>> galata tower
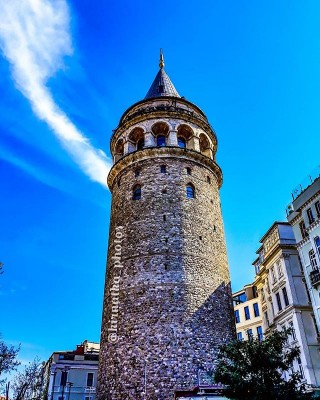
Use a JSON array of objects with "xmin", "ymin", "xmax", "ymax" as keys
[{"xmin": 98, "ymin": 51, "xmax": 235, "ymax": 400}]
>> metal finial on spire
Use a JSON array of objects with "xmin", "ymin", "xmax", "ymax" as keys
[{"xmin": 159, "ymin": 48, "xmax": 165, "ymax": 69}]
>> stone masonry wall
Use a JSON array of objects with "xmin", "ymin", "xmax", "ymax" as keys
[{"xmin": 97, "ymin": 152, "xmax": 235, "ymax": 400}]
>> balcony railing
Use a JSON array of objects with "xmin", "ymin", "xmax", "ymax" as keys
[{"xmin": 310, "ymin": 269, "xmax": 320, "ymax": 286}]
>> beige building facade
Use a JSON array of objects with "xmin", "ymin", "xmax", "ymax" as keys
[
  {"xmin": 253, "ymin": 222, "xmax": 320, "ymax": 390},
  {"xmin": 233, "ymin": 283, "xmax": 263, "ymax": 342}
]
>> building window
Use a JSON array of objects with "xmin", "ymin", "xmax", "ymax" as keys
[
  {"xmin": 233, "ymin": 292, "xmax": 247, "ymax": 305},
  {"xmin": 276, "ymin": 260, "xmax": 283, "ymax": 278},
  {"xmin": 247, "ymin": 329, "xmax": 253, "ymax": 340},
  {"xmin": 309, "ymin": 249, "xmax": 318, "ymax": 270},
  {"xmin": 266, "ymin": 278, "xmax": 270, "ymax": 293},
  {"xmin": 87, "ymin": 372, "xmax": 94, "ymax": 387},
  {"xmin": 157, "ymin": 135, "xmax": 166, "ymax": 147},
  {"xmin": 312, "ymin": 314, "xmax": 320, "ymax": 336},
  {"xmin": 257, "ymin": 326, "xmax": 263, "ymax": 341},
  {"xmin": 178, "ymin": 137, "xmax": 186, "ymax": 148},
  {"xmin": 135, "ymin": 169, "xmax": 140, "ymax": 177},
  {"xmin": 282, "ymin": 287, "xmax": 289, "ymax": 307},
  {"xmin": 160, "ymin": 165, "xmax": 166, "ymax": 173},
  {"xmin": 297, "ymin": 357, "xmax": 304, "ymax": 379},
  {"xmin": 264, "ymin": 311, "xmax": 270, "ymax": 327},
  {"xmin": 237, "ymin": 332, "xmax": 243, "ymax": 341},
  {"xmin": 244, "ymin": 306, "xmax": 250, "ymax": 320},
  {"xmin": 276, "ymin": 292, "xmax": 282, "ymax": 312},
  {"xmin": 299, "ymin": 220, "xmax": 308, "ymax": 239},
  {"xmin": 315, "ymin": 237, "xmax": 320, "ymax": 257},
  {"xmin": 186, "ymin": 184, "xmax": 195, "ymax": 199},
  {"xmin": 132, "ymin": 185, "xmax": 141, "ymax": 200},
  {"xmin": 186, "ymin": 167, "xmax": 191, "ymax": 175},
  {"xmin": 289, "ymin": 321, "xmax": 296, "ymax": 341},
  {"xmin": 137, "ymin": 138, "xmax": 144, "ymax": 150},
  {"xmin": 207, "ymin": 176, "xmax": 211, "ymax": 184},
  {"xmin": 315, "ymin": 201, "xmax": 320, "ymax": 217},
  {"xmin": 307, "ymin": 208, "xmax": 314, "ymax": 224},
  {"xmin": 234, "ymin": 310, "xmax": 240, "ymax": 323},
  {"xmin": 60, "ymin": 371, "xmax": 68, "ymax": 386},
  {"xmin": 252, "ymin": 286, "xmax": 258, "ymax": 298},
  {"xmin": 253, "ymin": 303, "xmax": 260, "ymax": 317}
]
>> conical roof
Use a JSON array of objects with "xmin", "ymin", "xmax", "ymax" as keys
[{"xmin": 144, "ymin": 50, "xmax": 180, "ymax": 99}]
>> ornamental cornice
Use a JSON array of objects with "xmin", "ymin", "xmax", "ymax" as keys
[
  {"xmin": 300, "ymin": 191, "xmax": 320, "ymax": 211},
  {"xmin": 306, "ymin": 217, "xmax": 320, "ymax": 233},
  {"xmin": 107, "ymin": 147, "xmax": 223, "ymax": 191},
  {"xmin": 289, "ymin": 213, "xmax": 302, "ymax": 226},
  {"xmin": 297, "ymin": 236, "xmax": 311, "ymax": 249}
]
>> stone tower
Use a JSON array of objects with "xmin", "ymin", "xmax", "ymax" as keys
[{"xmin": 98, "ymin": 52, "xmax": 235, "ymax": 400}]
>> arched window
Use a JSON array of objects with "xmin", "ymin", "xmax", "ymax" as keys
[
  {"xmin": 186, "ymin": 184, "xmax": 195, "ymax": 199},
  {"xmin": 132, "ymin": 185, "xmax": 141, "ymax": 200},
  {"xmin": 157, "ymin": 135, "xmax": 166, "ymax": 147},
  {"xmin": 137, "ymin": 138, "xmax": 144, "ymax": 150},
  {"xmin": 178, "ymin": 137, "xmax": 186, "ymax": 148}
]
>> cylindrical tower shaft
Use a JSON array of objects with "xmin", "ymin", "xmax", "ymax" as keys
[{"xmin": 98, "ymin": 58, "xmax": 235, "ymax": 400}]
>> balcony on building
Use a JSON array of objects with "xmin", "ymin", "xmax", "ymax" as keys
[{"xmin": 310, "ymin": 269, "xmax": 320, "ymax": 287}]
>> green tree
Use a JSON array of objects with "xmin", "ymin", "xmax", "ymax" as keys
[
  {"xmin": 214, "ymin": 329, "xmax": 313, "ymax": 400},
  {"xmin": 0, "ymin": 339, "xmax": 20, "ymax": 388},
  {"xmin": 0, "ymin": 263, "xmax": 21, "ymax": 390},
  {"xmin": 11, "ymin": 358, "xmax": 44, "ymax": 400}
]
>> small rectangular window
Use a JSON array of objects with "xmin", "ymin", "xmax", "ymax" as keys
[
  {"xmin": 297, "ymin": 357, "xmax": 304, "ymax": 379},
  {"xmin": 257, "ymin": 326, "xmax": 263, "ymax": 341},
  {"xmin": 276, "ymin": 292, "xmax": 282, "ymax": 312},
  {"xmin": 234, "ymin": 310, "xmax": 240, "ymax": 323},
  {"xmin": 60, "ymin": 371, "xmax": 68, "ymax": 386},
  {"xmin": 247, "ymin": 329, "xmax": 253, "ymax": 339},
  {"xmin": 299, "ymin": 220, "xmax": 308, "ymax": 239},
  {"xmin": 282, "ymin": 287, "xmax": 289, "ymax": 307},
  {"xmin": 315, "ymin": 201, "xmax": 320, "ymax": 217},
  {"xmin": 264, "ymin": 311, "xmax": 270, "ymax": 327},
  {"xmin": 160, "ymin": 165, "xmax": 166, "ymax": 173},
  {"xmin": 289, "ymin": 321, "xmax": 296, "ymax": 341},
  {"xmin": 186, "ymin": 167, "xmax": 191, "ymax": 175},
  {"xmin": 253, "ymin": 303, "xmax": 260, "ymax": 317},
  {"xmin": 276, "ymin": 260, "xmax": 283, "ymax": 277},
  {"xmin": 244, "ymin": 306, "xmax": 250, "ymax": 320},
  {"xmin": 307, "ymin": 208, "xmax": 314, "ymax": 224},
  {"xmin": 86, "ymin": 373, "xmax": 94, "ymax": 387},
  {"xmin": 315, "ymin": 237, "xmax": 320, "ymax": 257},
  {"xmin": 237, "ymin": 332, "xmax": 243, "ymax": 341}
]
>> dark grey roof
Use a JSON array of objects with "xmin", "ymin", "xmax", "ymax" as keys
[{"xmin": 144, "ymin": 68, "xmax": 180, "ymax": 99}]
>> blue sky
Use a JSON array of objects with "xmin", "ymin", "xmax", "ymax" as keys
[{"xmin": 1, "ymin": 0, "xmax": 320, "ymax": 365}]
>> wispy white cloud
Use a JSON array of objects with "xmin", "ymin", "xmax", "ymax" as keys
[{"xmin": 0, "ymin": 0, "xmax": 111, "ymax": 187}]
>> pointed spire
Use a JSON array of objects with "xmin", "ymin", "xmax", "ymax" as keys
[
  {"xmin": 144, "ymin": 50, "xmax": 180, "ymax": 99},
  {"xmin": 159, "ymin": 48, "xmax": 165, "ymax": 69}
]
